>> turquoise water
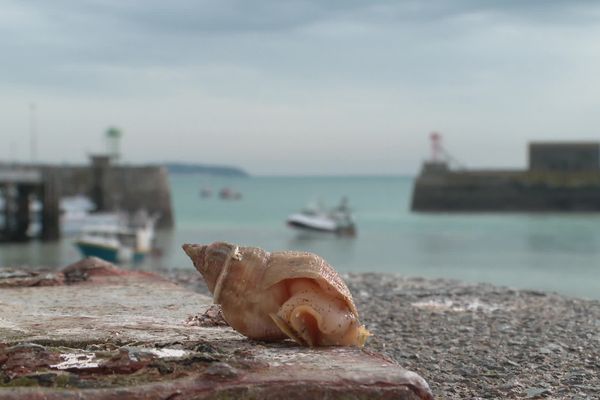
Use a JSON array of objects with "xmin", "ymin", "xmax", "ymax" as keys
[{"xmin": 1, "ymin": 174, "xmax": 600, "ymax": 299}]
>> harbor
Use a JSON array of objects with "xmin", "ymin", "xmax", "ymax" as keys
[
  {"xmin": 3, "ymin": 2, "xmax": 600, "ymax": 398},
  {"xmin": 1, "ymin": 173, "xmax": 599, "ymax": 300}
]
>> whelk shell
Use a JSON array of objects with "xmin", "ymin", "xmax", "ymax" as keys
[{"xmin": 183, "ymin": 242, "xmax": 370, "ymax": 347}]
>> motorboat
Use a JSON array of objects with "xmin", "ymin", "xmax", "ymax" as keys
[
  {"xmin": 61, "ymin": 195, "xmax": 124, "ymax": 235},
  {"xmin": 286, "ymin": 198, "xmax": 356, "ymax": 236},
  {"xmin": 24, "ymin": 195, "xmax": 124, "ymax": 237},
  {"xmin": 74, "ymin": 210, "xmax": 158, "ymax": 263}
]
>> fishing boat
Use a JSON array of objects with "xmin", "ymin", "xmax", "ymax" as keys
[
  {"xmin": 286, "ymin": 197, "xmax": 356, "ymax": 236},
  {"xmin": 74, "ymin": 211, "xmax": 157, "ymax": 263},
  {"xmin": 60, "ymin": 195, "xmax": 123, "ymax": 235},
  {"xmin": 24, "ymin": 195, "xmax": 123, "ymax": 237}
]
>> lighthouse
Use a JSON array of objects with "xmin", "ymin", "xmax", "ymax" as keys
[{"xmin": 106, "ymin": 126, "xmax": 122, "ymax": 163}]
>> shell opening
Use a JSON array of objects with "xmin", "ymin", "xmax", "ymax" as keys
[
  {"xmin": 275, "ymin": 278, "xmax": 368, "ymax": 347},
  {"xmin": 289, "ymin": 305, "xmax": 322, "ymax": 347},
  {"xmin": 269, "ymin": 313, "xmax": 305, "ymax": 345}
]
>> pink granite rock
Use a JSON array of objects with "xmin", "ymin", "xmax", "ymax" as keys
[{"xmin": 0, "ymin": 262, "xmax": 433, "ymax": 399}]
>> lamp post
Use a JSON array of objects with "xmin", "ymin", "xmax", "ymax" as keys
[{"xmin": 29, "ymin": 103, "xmax": 37, "ymax": 164}]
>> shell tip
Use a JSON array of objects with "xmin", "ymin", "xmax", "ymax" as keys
[
  {"xmin": 182, "ymin": 243, "xmax": 200, "ymax": 258},
  {"xmin": 182, "ymin": 244, "xmax": 208, "ymax": 270}
]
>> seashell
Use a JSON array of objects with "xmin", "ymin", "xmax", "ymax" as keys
[{"xmin": 182, "ymin": 242, "xmax": 370, "ymax": 347}]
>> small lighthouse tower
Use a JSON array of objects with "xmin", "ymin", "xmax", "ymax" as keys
[
  {"xmin": 430, "ymin": 131, "xmax": 442, "ymax": 163},
  {"xmin": 418, "ymin": 131, "xmax": 450, "ymax": 175},
  {"xmin": 105, "ymin": 126, "xmax": 122, "ymax": 163}
]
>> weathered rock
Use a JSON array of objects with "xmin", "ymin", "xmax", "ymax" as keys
[
  {"xmin": 185, "ymin": 304, "xmax": 229, "ymax": 327},
  {"xmin": 0, "ymin": 268, "xmax": 64, "ymax": 288},
  {"xmin": 1, "ymin": 344, "xmax": 61, "ymax": 379},
  {"xmin": 0, "ymin": 257, "xmax": 118, "ymax": 288},
  {"xmin": 0, "ymin": 261, "xmax": 433, "ymax": 399},
  {"xmin": 61, "ymin": 256, "xmax": 121, "ymax": 283}
]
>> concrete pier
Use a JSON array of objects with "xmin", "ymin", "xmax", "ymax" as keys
[
  {"xmin": 0, "ymin": 157, "xmax": 174, "ymax": 242},
  {"xmin": 0, "ymin": 167, "xmax": 59, "ymax": 242},
  {"xmin": 43, "ymin": 158, "xmax": 174, "ymax": 229},
  {"xmin": 412, "ymin": 142, "xmax": 600, "ymax": 212}
]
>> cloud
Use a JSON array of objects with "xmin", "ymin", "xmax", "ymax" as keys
[
  {"xmin": 2, "ymin": 0, "xmax": 600, "ymax": 173},
  {"xmin": 6, "ymin": 1, "xmax": 600, "ymax": 55},
  {"xmin": 4, "ymin": 0, "xmax": 600, "ymax": 95},
  {"xmin": 18, "ymin": 1, "xmax": 600, "ymax": 34}
]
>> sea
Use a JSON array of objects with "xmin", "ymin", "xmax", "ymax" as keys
[{"xmin": 1, "ymin": 174, "xmax": 599, "ymax": 300}]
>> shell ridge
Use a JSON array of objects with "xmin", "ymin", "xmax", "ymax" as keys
[
  {"xmin": 212, "ymin": 245, "xmax": 238, "ymax": 304},
  {"xmin": 261, "ymin": 251, "xmax": 358, "ymax": 316}
]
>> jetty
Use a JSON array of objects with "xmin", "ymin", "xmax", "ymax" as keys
[
  {"xmin": 0, "ymin": 156, "xmax": 173, "ymax": 242},
  {"xmin": 411, "ymin": 137, "xmax": 600, "ymax": 212},
  {"xmin": 0, "ymin": 166, "xmax": 60, "ymax": 241}
]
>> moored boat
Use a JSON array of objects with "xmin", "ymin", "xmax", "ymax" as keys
[
  {"xmin": 74, "ymin": 211, "xmax": 157, "ymax": 263},
  {"xmin": 286, "ymin": 198, "xmax": 356, "ymax": 236},
  {"xmin": 219, "ymin": 187, "xmax": 242, "ymax": 200},
  {"xmin": 23, "ymin": 195, "xmax": 124, "ymax": 237}
]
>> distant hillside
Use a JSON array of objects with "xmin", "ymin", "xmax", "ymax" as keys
[{"xmin": 165, "ymin": 162, "xmax": 249, "ymax": 177}]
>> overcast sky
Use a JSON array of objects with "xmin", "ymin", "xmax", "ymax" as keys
[{"xmin": 2, "ymin": 0, "xmax": 600, "ymax": 175}]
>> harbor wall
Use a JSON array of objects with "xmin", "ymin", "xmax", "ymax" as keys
[
  {"xmin": 42, "ymin": 163, "xmax": 174, "ymax": 228},
  {"xmin": 411, "ymin": 164, "xmax": 600, "ymax": 212}
]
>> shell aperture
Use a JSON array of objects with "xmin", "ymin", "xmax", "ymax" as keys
[{"xmin": 182, "ymin": 242, "xmax": 370, "ymax": 347}]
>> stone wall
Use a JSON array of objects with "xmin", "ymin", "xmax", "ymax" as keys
[
  {"xmin": 105, "ymin": 165, "xmax": 174, "ymax": 228},
  {"xmin": 411, "ymin": 168, "xmax": 600, "ymax": 212},
  {"xmin": 42, "ymin": 163, "xmax": 174, "ymax": 228},
  {"xmin": 529, "ymin": 142, "xmax": 600, "ymax": 172}
]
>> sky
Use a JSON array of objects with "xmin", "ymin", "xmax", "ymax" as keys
[{"xmin": 1, "ymin": 0, "xmax": 600, "ymax": 175}]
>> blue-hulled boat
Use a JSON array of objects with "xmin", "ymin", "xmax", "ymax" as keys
[{"xmin": 74, "ymin": 212, "xmax": 157, "ymax": 263}]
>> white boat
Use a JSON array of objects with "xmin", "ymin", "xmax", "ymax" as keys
[
  {"xmin": 286, "ymin": 198, "xmax": 356, "ymax": 236},
  {"xmin": 74, "ymin": 211, "xmax": 158, "ymax": 263},
  {"xmin": 61, "ymin": 195, "xmax": 123, "ymax": 235},
  {"xmin": 24, "ymin": 195, "xmax": 124, "ymax": 237}
]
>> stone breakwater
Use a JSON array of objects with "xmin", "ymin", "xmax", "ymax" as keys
[{"xmin": 167, "ymin": 270, "xmax": 600, "ymax": 399}]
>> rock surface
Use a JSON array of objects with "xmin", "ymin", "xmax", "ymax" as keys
[
  {"xmin": 348, "ymin": 274, "xmax": 600, "ymax": 400},
  {"xmin": 167, "ymin": 269, "xmax": 600, "ymax": 400},
  {"xmin": 0, "ymin": 259, "xmax": 433, "ymax": 400}
]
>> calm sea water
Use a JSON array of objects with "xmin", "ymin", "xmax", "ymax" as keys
[{"xmin": 1, "ymin": 174, "xmax": 599, "ymax": 300}]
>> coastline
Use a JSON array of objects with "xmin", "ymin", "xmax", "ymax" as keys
[{"xmin": 165, "ymin": 269, "xmax": 600, "ymax": 399}]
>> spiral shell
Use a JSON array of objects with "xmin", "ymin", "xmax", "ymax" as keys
[{"xmin": 183, "ymin": 242, "xmax": 370, "ymax": 347}]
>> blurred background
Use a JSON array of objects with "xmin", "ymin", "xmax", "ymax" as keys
[{"xmin": 1, "ymin": 1, "xmax": 600, "ymax": 299}]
